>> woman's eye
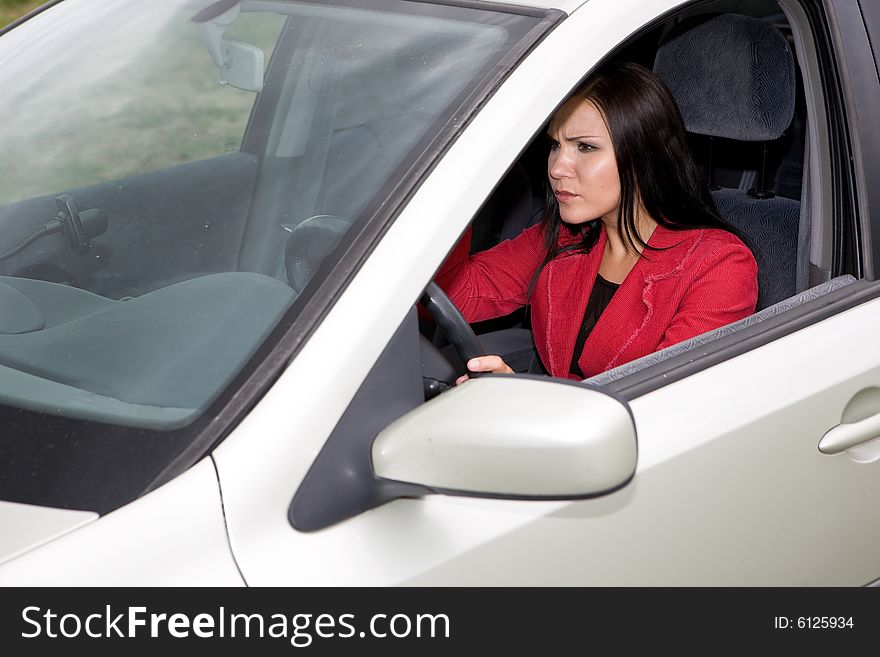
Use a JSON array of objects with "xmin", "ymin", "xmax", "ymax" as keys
[
  {"xmin": 547, "ymin": 140, "xmax": 559, "ymax": 151},
  {"xmin": 577, "ymin": 142, "xmax": 597, "ymax": 152}
]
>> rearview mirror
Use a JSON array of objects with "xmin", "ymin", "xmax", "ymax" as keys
[
  {"xmin": 372, "ymin": 376, "xmax": 637, "ymax": 498},
  {"xmin": 196, "ymin": 3, "xmax": 264, "ymax": 93},
  {"xmin": 215, "ymin": 39, "xmax": 263, "ymax": 92}
]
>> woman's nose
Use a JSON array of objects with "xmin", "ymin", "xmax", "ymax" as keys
[{"xmin": 548, "ymin": 151, "xmax": 573, "ymax": 180}]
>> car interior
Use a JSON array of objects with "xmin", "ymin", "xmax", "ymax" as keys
[
  {"xmin": 422, "ymin": 0, "xmax": 859, "ymax": 391},
  {"xmin": 0, "ymin": 2, "xmax": 527, "ymax": 430}
]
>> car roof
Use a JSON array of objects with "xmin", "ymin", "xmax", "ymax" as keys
[{"xmin": 491, "ymin": 0, "xmax": 586, "ymax": 14}]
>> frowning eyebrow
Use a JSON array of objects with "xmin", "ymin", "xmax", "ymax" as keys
[{"xmin": 546, "ymin": 132, "xmax": 603, "ymax": 141}]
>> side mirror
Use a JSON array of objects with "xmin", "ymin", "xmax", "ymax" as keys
[
  {"xmin": 195, "ymin": 3, "xmax": 264, "ymax": 93},
  {"xmin": 372, "ymin": 376, "xmax": 637, "ymax": 498}
]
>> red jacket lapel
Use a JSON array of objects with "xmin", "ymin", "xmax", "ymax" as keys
[{"xmin": 539, "ymin": 228, "xmax": 605, "ymax": 376}]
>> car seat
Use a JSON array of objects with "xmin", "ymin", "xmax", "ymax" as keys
[
  {"xmin": 653, "ymin": 12, "xmax": 802, "ymax": 310},
  {"xmin": 469, "ymin": 162, "xmax": 544, "ymax": 254}
]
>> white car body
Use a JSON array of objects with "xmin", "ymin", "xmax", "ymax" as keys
[{"xmin": 1, "ymin": 0, "xmax": 878, "ymax": 586}]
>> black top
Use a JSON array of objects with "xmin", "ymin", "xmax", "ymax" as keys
[{"xmin": 569, "ymin": 274, "xmax": 620, "ymax": 378}]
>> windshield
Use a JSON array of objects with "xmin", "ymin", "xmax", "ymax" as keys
[{"xmin": 0, "ymin": 0, "xmax": 548, "ymax": 512}]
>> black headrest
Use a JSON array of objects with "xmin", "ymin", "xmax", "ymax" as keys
[{"xmin": 654, "ymin": 13, "xmax": 795, "ymax": 141}]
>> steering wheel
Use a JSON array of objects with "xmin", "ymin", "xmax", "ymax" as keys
[
  {"xmin": 420, "ymin": 281, "xmax": 485, "ymax": 377},
  {"xmin": 284, "ymin": 218, "xmax": 484, "ymax": 394},
  {"xmin": 285, "ymin": 217, "xmax": 484, "ymax": 362},
  {"xmin": 284, "ymin": 214, "xmax": 350, "ymax": 294}
]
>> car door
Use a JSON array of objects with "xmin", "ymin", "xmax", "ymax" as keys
[{"xmin": 214, "ymin": 0, "xmax": 880, "ymax": 587}]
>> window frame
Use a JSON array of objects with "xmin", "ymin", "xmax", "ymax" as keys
[{"xmin": 823, "ymin": 0, "xmax": 880, "ymax": 279}]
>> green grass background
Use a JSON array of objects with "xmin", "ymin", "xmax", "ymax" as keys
[
  {"xmin": 0, "ymin": 3, "xmax": 284, "ymax": 205},
  {"xmin": 0, "ymin": 0, "xmax": 43, "ymax": 29}
]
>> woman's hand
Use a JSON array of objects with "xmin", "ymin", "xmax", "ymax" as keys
[{"xmin": 455, "ymin": 355, "xmax": 514, "ymax": 385}]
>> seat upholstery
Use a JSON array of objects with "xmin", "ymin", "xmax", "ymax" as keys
[
  {"xmin": 654, "ymin": 14, "xmax": 795, "ymax": 141},
  {"xmin": 470, "ymin": 163, "xmax": 543, "ymax": 254},
  {"xmin": 712, "ymin": 189, "xmax": 799, "ymax": 310},
  {"xmin": 654, "ymin": 13, "xmax": 801, "ymax": 309}
]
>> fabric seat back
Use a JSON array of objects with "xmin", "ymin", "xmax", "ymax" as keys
[{"xmin": 654, "ymin": 13, "xmax": 801, "ymax": 309}]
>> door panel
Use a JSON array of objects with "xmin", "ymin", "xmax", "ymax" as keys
[
  {"xmin": 222, "ymin": 296, "xmax": 880, "ymax": 586},
  {"xmin": 393, "ymin": 297, "xmax": 880, "ymax": 585}
]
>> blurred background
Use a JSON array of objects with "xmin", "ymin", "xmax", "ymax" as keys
[{"xmin": 1, "ymin": 0, "xmax": 42, "ymax": 29}]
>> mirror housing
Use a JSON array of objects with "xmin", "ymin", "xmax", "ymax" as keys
[
  {"xmin": 372, "ymin": 376, "xmax": 637, "ymax": 498},
  {"xmin": 196, "ymin": 4, "xmax": 264, "ymax": 93},
  {"xmin": 216, "ymin": 39, "xmax": 264, "ymax": 92}
]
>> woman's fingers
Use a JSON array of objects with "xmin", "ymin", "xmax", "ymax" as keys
[
  {"xmin": 455, "ymin": 355, "xmax": 514, "ymax": 386},
  {"xmin": 467, "ymin": 355, "xmax": 514, "ymax": 374}
]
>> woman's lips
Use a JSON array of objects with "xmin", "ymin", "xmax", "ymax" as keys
[{"xmin": 555, "ymin": 190, "xmax": 577, "ymax": 203}]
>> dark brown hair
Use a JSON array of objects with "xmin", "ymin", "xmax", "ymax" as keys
[{"xmin": 531, "ymin": 61, "xmax": 743, "ymax": 290}]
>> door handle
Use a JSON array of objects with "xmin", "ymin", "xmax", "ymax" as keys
[{"xmin": 818, "ymin": 412, "xmax": 880, "ymax": 455}]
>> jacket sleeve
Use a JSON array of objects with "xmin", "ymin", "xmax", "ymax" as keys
[
  {"xmin": 656, "ymin": 240, "xmax": 758, "ymax": 350},
  {"xmin": 434, "ymin": 223, "xmax": 547, "ymax": 323}
]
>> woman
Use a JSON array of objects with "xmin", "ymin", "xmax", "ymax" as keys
[{"xmin": 436, "ymin": 61, "xmax": 758, "ymax": 382}]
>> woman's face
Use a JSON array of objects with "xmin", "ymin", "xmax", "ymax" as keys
[{"xmin": 547, "ymin": 97, "xmax": 620, "ymax": 225}]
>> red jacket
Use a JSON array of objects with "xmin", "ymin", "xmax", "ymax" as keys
[{"xmin": 436, "ymin": 222, "xmax": 758, "ymax": 379}]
